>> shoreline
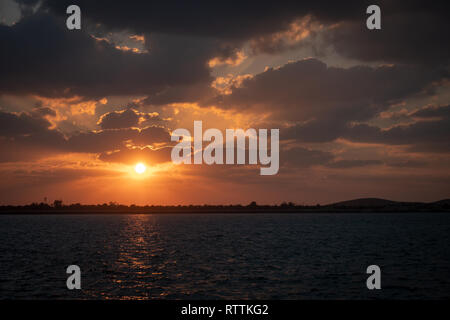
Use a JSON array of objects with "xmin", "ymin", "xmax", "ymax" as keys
[{"xmin": 1, "ymin": 209, "xmax": 449, "ymax": 215}]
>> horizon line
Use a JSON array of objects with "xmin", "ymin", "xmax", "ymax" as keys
[{"xmin": 1, "ymin": 197, "xmax": 449, "ymax": 208}]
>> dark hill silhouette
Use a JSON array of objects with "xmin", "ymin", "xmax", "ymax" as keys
[
  {"xmin": 324, "ymin": 197, "xmax": 450, "ymax": 212},
  {"xmin": 431, "ymin": 199, "xmax": 450, "ymax": 205},
  {"xmin": 327, "ymin": 198, "xmax": 400, "ymax": 207}
]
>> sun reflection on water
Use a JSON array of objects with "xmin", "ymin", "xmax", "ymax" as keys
[{"xmin": 109, "ymin": 214, "xmax": 170, "ymax": 299}]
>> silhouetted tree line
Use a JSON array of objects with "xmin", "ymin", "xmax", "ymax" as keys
[{"xmin": 0, "ymin": 199, "xmax": 449, "ymax": 214}]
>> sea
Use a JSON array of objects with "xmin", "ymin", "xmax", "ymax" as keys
[{"xmin": 0, "ymin": 212, "xmax": 449, "ymax": 299}]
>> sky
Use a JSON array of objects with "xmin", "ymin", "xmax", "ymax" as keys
[{"xmin": 0, "ymin": 0, "xmax": 449, "ymax": 205}]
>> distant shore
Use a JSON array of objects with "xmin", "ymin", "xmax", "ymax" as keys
[{"xmin": 1, "ymin": 198, "xmax": 449, "ymax": 214}]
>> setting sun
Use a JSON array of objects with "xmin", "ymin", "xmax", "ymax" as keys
[{"xmin": 134, "ymin": 163, "xmax": 146, "ymax": 174}]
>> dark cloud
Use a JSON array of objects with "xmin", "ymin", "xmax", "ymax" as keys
[
  {"xmin": 98, "ymin": 109, "xmax": 140, "ymax": 130},
  {"xmin": 37, "ymin": 0, "xmax": 449, "ymax": 69},
  {"xmin": 2, "ymin": 1, "xmax": 448, "ymax": 103},
  {"xmin": 0, "ymin": 109, "xmax": 172, "ymax": 162},
  {"xmin": 39, "ymin": 1, "xmax": 448, "ymax": 43},
  {"xmin": 217, "ymin": 58, "xmax": 448, "ymax": 152},
  {"xmin": 0, "ymin": 110, "xmax": 55, "ymax": 137},
  {"xmin": 40, "ymin": 0, "xmax": 364, "ymax": 40},
  {"xmin": 2, "ymin": 1, "xmax": 448, "ymax": 104},
  {"xmin": 0, "ymin": 109, "xmax": 66, "ymax": 162},
  {"xmin": 231, "ymin": 1, "xmax": 449, "ymax": 66},
  {"xmin": 217, "ymin": 59, "xmax": 443, "ymax": 143},
  {"xmin": 222, "ymin": 59, "xmax": 441, "ymax": 118},
  {"xmin": 98, "ymin": 108, "xmax": 161, "ymax": 129},
  {"xmin": 0, "ymin": 12, "xmax": 217, "ymax": 98},
  {"xmin": 67, "ymin": 126, "xmax": 171, "ymax": 153},
  {"xmin": 343, "ymin": 105, "xmax": 450, "ymax": 152},
  {"xmin": 325, "ymin": 7, "xmax": 450, "ymax": 66}
]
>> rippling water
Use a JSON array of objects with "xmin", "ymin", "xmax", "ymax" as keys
[{"xmin": 0, "ymin": 213, "xmax": 449, "ymax": 299}]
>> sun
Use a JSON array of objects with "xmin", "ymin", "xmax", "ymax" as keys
[{"xmin": 134, "ymin": 163, "xmax": 146, "ymax": 174}]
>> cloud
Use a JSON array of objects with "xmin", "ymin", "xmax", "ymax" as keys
[
  {"xmin": 0, "ymin": 108, "xmax": 172, "ymax": 162},
  {"xmin": 97, "ymin": 108, "xmax": 160, "ymax": 129},
  {"xmin": 343, "ymin": 105, "xmax": 450, "ymax": 152},
  {"xmin": 40, "ymin": 0, "xmax": 341, "ymax": 40},
  {"xmin": 0, "ymin": 12, "xmax": 217, "ymax": 98},
  {"xmin": 221, "ymin": 59, "xmax": 441, "ymax": 117},
  {"xmin": 3, "ymin": 2, "xmax": 448, "ymax": 108},
  {"xmin": 325, "ymin": 7, "xmax": 450, "ymax": 66},
  {"xmin": 67, "ymin": 126, "xmax": 171, "ymax": 153},
  {"xmin": 0, "ymin": 109, "xmax": 55, "ymax": 137},
  {"xmin": 0, "ymin": 109, "xmax": 66, "ymax": 162},
  {"xmin": 98, "ymin": 146, "xmax": 172, "ymax": 165},
  {"xmin": 215, "ymin": 59, "xmax": 444, "ymax": 145},
  {"xmin": 37, "ymin": 0, "xmax": 450, "ymax": 68}
]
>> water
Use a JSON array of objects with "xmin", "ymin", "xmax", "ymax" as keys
[{"xmin": 0, "ymin": 213, "xmax": 449, "ymax": 299}]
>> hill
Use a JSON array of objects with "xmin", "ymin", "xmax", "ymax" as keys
[
  {"xmin": 431, "ymin": 199, "xmax": 450, "ymax": 206},
  {"xmin": 327, "ymin": 198, "xmax": 401, "ymax": 207}
]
